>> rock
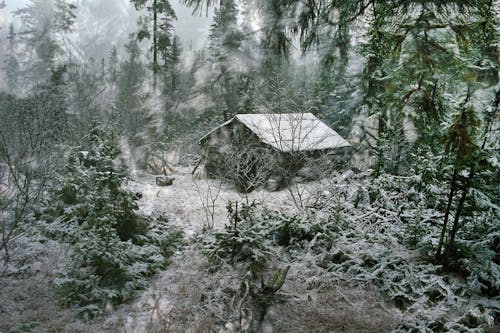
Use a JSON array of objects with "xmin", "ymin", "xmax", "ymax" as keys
[{"xmin": 156, "ymin": 176, "xmax": 174, "ymax": 186}]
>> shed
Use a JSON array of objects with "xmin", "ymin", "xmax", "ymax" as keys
[{"xmin": 195, "ymin": 113, "xmax": 350, "ymax": 191}]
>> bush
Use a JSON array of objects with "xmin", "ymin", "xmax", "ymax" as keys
[
  {"xmin": 202, "ymin": 202, "xmax": 274, "ymax": 265},
  {"xmin": 263, "ymin": 210, "xmax": 342, "ymax": 252},
  {"xmin": 54, "ymin": 215, "xmax": 182, "ymax": 319},
  {"xmin": 45, "ymin": 127, "xmax": 183, "ymax": 318}
]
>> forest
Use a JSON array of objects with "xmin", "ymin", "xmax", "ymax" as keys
[{"xmin": 0, "ymin": 0, "xmax": 498, "ymax": 332}]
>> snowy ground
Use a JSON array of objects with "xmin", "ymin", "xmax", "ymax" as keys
[
  {"xmin": 110, "ymin": 168, "xmax": 401, "ymax": 332},
  {"xmin": 129, "ymin": 166, "xmax": 307, "ymax": 235},
  {"xmin": 1, "ymin": 166, "xmax": 319, "ymax": 333},
  {"xmin": 2, "ymin": 166, "xmax": 496, "ymax": 332}
]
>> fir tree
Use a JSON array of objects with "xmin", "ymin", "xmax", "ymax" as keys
[
  {"xmin": 115, "ymin": 35, "xmax": 154, "ymax": 147},
  {"xmin": 131, "ymin": 0, "xmax": 177, "ymax": 90},
  {"xmin": 4, "ymin": 24, "xmax": 20, "ymax": 93},
  {"xmin": 258, "ymin": 0, "xmax": 293, "ymax": 65},
  {"xmin": 66, "ymin": 58, "xmax": 107, "ymax": 145},
  {"xmin": 207, "ymin": 0, "xmax": 244, "ymax": 120},
  {"xmin": 46, "ymin": 126, "xmax": 177, "ymax": 318},
  {"xmin": 13, "ymin": 0, "xmax": 76, "ymax": 88},
  {"xmin": 107, "ymin": 46, "xmax": 119, "ymax": 85}
]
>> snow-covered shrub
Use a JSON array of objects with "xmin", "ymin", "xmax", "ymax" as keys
[
  {"xmin": 54, "ymin": 215, "xmax": 182, "ymax": 319},
  {"xmin": 6, "ymin": 322, "xmax": 41, "ymax": 333},
  {"xmin": 369, "ymin": 162, "xmax": 500, "ymax": 310},
  {"xmin": 262, "ymin": 209, "xmax": 342, "ymax": 252},
  {"xmin": 202, "ymin": 201, "xmax": 274, "ymax": 265},
  {"xmin": 44, "ymin": 127, "xmax": 183, "ymax": 318},
  {"xmin": 318, "ymin": 172, "xmax": 499, "ymax": 331}
]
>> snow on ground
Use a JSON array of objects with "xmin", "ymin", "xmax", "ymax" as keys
[
  {"xmin": 129, "ymin": 166, "xmax": 308, "ymax": 236},
  {"xmin": 1, "ymin": 165, "xmax": 336, "ymax": 333},
  {"xmin": 4, "ymin": 166, "xmax": 495, "ymax": 332},
  {"xmin": 111, "ymin": 167, "xmax": 365, "ymax": 332}
]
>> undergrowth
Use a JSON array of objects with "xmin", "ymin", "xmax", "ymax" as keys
[
  {"xmin": 42, "ymin": 128, "xmax": 185, "ymax": 319},
  {"xmin": 196, "ymin": 170, "xmax": 498, "ymax": 332}
]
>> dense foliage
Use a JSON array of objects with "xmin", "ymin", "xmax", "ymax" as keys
[
  {"xmin": 198, "ymin": 171, "xmax": 498, "ymax": 331},
  {"xmin": 43, "ymin": 127, "xmax": 182, "ymax": 318}
]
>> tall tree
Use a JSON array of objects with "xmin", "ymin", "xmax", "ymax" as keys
[
  {"xmin": 115, "ymin": 34, "xmax": 154, "ymax": 147},
  {"xmin": 66, "ymin": 57, "xmax": 107, "ymax": 145},
  {"xmin": 258, "ymin": 0, "xmax": 294, "ymax": 64},
  {"xmin": 107, "ymin": 46, "xmax": 119, "ymax": 86},
  {"xmin": 13, "ymin": 0, "xmax": 76, "ymax": 88},
  {"xmin": 162, "ymin": 34, "xmax": 182, "ymax": 100},
  {"xmin": 207, "ymin": 0, "xmax": 245, "ymax": 120},
  {"xmin": 3, "ymin": 24, "xmax": 20, "ymax": 93},
  {"xmin": 131, "ymin": 0, "xmax": 177, "ymax": 90}
]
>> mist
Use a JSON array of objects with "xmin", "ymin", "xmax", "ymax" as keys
[
  {"xmin": 0, "ymin": 1, "xmax": 498, "ymax": 332},
  {"xmin": 1, "ymin": 0, "xmax": 212, "ymax": 61}
]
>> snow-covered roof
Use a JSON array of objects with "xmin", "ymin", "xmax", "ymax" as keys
[{"xmin": 201, "ymin": 113, "xmax": 350, "ymax": 152}]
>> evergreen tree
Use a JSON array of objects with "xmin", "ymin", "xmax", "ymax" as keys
[
  {"xmin": 57, "ymin": 126, "xmax": 147, "ymax": 241},
  {"xmin": 13, "ymin": 0, "xmax": 76, "ymax": 88},
  {"xmin": 45, "ymin": 126, "xmax": 179, "ymax": 318},
  {"xmin": 115, "ymin": 35, "xmax": 154, "ymax": 147},
  {"xmin": 162, "ymin": 34, "xmax": 182, "ymax": 107},
  {"xmin": 131, "ymin": 0, "xmax": 177, "ymax": 90},
  {"xmin": 208, "ymin": 0, "xmax": 241, "ymax": 57},
  {"xmin": 207, "ymin": 0, "xmax": 244, "ymax": 120},
  {"xmin": 3, "ymin": 24, "xmax": 20, "ymax": 93},
  {"xmin": 66, "ymin": 58, "xmax": 107, "ymax": 145},
  {"xmin": 258, "ymin": 0, "xmax": 293, "ymax": 65},
  {"xmin": 107, "ymin": 46, "xmax": 119, "ymax": 85}
]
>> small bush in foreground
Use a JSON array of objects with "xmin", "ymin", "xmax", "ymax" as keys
[
  {"xmin": 202, "ymin": 201, "xmax": 274, "ymax": 265},
  {"xmin": 45, "ymin": 127, "xmax": 183, "ymax": 319}
]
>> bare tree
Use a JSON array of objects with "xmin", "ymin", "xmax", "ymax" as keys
[
  {"xmin": 260, "ymin": 111, "xmax": 349, "ymax": 214},
  {"xmin": 222, "ymin": 143, "xmax": 277, "ymax": 197},
  {"xmin": 0, "ymin": 132, "xmax": 54, "ymax": 266},
  {"xmin": 0, "ymin": 93, "xmax": 60, "ymax": 267},
  {"xmin": 193, "ymin": 176, "xmax": 224, "ymax": 229}
]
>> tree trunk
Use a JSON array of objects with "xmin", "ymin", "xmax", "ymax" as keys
[
  {"xmin": 153, "ymin": 0, "xmax": 158, "ymax": 90},
  {"xmin": 375, "ymin": 110, "xmax": 387, "ymax": 176},
  {"xmin": 435, "ymin": 168, "xmax": 457, "ymax": 261},
  {"xmin": 444, "ymin": 169, "xmax": 474, "ymax": 257}
]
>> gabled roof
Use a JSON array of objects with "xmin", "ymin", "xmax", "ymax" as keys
[{"xmin": 200, "ymin": 113, "xmax": 350, "ymax": 152}]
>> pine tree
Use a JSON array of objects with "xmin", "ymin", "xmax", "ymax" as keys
[
  {"xmin": 258, "ymin": 0, "xmax": 293, "ymax": 65},
  {"xmin": 207, "ymin": 0, "xmax": 244, "ymax": 120},
  {"xmin": 66, "ymin": 58, "xmax": 107, "ymax": 145},
  {"xmin": 115, "ymin": 34, "xmax": 154, "ymax": 147},
  {"xmin": 3, "ymin": 24, "xmax": 20, "ymax": 93},
  {"xmin": 162, "ymin": 34, "xmax": 182, "ymax": 103},
  {"xmin": 131, "ymin": 0, "xmax": 177, "ymax": 90},
  {"xmin": 107, "ymin": 46, "xmax": 119, "ymax": 85},
  {"xmin": 47, "ymin": 126, "xmax": 159, "ymax": 318},
  {"xmin": 13, "ymin": 0, "xmax": 76, "ymax": 87}
]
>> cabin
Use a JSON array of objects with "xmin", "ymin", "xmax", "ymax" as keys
[{"xmin": 194, "ymin": 113, "xmax": 350, "ymax": 191}]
